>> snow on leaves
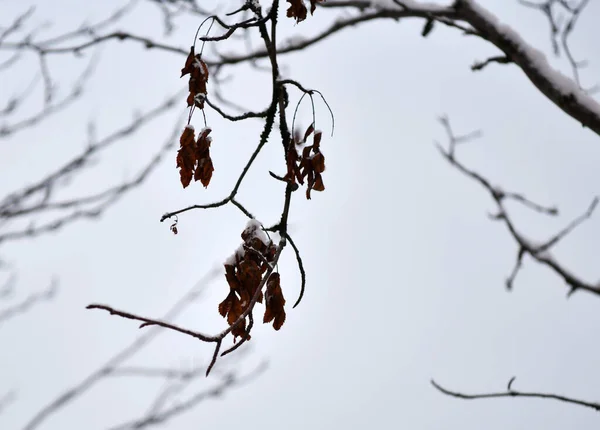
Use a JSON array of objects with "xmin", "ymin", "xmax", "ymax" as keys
[
  {"xmin": 220, "ymin": 220, "xmax": 286, "ymax": 341},
  {"xmin": 286, "ymin": 0, "xmax": 325, "ymax": 23},
  {"xmin": 176, "ymin": 125, "xmax": 214, "ymax": 188},
  {"xmin": 181, "ymin": 46, "xmax": 209, "ymax": 109},
  {"xmin": 284, "ymin": 124, "xmax": 326, "ymax": 199}
]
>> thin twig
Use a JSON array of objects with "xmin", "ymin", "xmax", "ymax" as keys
[{"xmin": 432, "ymin": 378, "xmax": 600, "ymax": 412}]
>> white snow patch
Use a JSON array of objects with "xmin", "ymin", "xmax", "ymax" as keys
[
  {"xmin": 244, "ymin": 219, "xmax": 270, "ymax": 245},
  {"xmin": 224, "ymin": 253, "xmax": 236, "ymax": 266},
  {"xmin": 225, "ymin": 244, "xmax": 245, "ymax": 265}
]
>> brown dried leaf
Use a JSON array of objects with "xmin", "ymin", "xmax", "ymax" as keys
[
  {"xmin": 250, "ymin": 237, "xmax": 267, "ymax": 255},
  {"xmin": 194, "ymin": 128, "xmax": 214, "ymax": 187},
  {"xmin": 224, "ymin": 264, "xmax": 242, "ymax": 291},
  {"xmin": 265, "ymin": 243, "xmax": 277, "ymax": 262},
  {"xmin": 223, "ymin": 293, "xmax": 247, "ymax": 340},
  {"xmin": 313, "ymin": 130, "xmax": 322, "ymax": 148},
  {"xmin": 313, "ymin": 173, "xmax": 325, "ymax": 192},
  {"xmin": 181, "ymin": 46, "xmax": 196, "ymax": 77},
  {"xmin": 263, "ymin": 273, "xmax": 286, "ymax": 330},
  {"xmin": 286, "ymin": 0, "xmax": 307, "ymax": 22},
  {"xmin": 298, "ymin": 132, "xmax": 326, "ymax": 199},
  {"xmin": 227, "ymin": 297, "xmax": 243, "ymax": 326},
  {"xmin": 238, "ymin": 259, "xmax": 262, "ymax": 300},
  {"xmin": 218, "ymin": 291, "xmax": 235, "ymax": 318},
  {"xmin": 303, "ymin": 123, "xmax": 315, "ymax": 142},
  {"xmin": 286, "ymin": 146, "xmax": 304, "ymax": 185},
  {"xmin": 182, "ymin": 48, "xmax": 209, "ymax": 109},
  {"xmin": 311, "ymin": 151, "xmax": 325, "ymax": 174},
  {"xmin": 176, "ymin": 126, "xmax": 197, "ymax": 188},
  {"xmin": 194, "ymin": 158, "xmax": 213, "ymax": 187}
]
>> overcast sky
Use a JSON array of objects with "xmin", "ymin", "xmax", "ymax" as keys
[{"xmin": 2, "ymin": 0, "xmax": 600, "ymax": 429}]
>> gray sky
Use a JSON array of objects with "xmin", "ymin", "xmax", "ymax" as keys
[{"xmin": 2, "ymin": 0, "xmax": 600, "ymax": 429}]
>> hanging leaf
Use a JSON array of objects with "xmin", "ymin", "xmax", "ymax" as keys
[
  {"xmin": 176, "ymin": 126, "xmax": 197, "ymax": 188},
  {"xmin": 263, "ymin": 272, "xmax": 286, "ymax": 330},
  {"xmin": 194, "ymin": 128, "xmax": 214, "ymax": 187},
  {"xmin": 286, "ymin": 0, "xmax": 307, "ymax": 23}
]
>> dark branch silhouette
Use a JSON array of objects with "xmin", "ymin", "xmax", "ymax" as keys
[
  {"xmin": 436, "ymin": 116, "xmax": 599, "ymax": 298},
  {"xmin": 432, "ymin": 378, "xmax": 600, "ymax": 412}
]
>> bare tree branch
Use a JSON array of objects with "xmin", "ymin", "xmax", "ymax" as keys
[
  {"xmin": 0, "ymin": 92, "xmax": 184, "ymax": 244},
  {"xmin": 436, "ymin": 117, "xmax": 600, "ymax": 298},
  {"xmin": 230, "ymin": 0, "xmax": 600, "ymax": 137},
  {"xmin": 519, "ymin": 0, "xmax": 596, "ymax": 91},
  {"xmin": 0, "ymin": 53, "xmax": 96, "ymax": 139},
  {"xmin": 0, "ymin": 277, "xmax": 57, "ymax": 328},
  {"xmin": 432, "ymin": 378, "xmax": 600, "ymax": 412},
  {"xmin": 0, "ymin": 7, "xmax": 36, "ymax": 45},
  {"xmin": 108, "ymin": 362, "xmax": 267, "ymax": 430},
  {"xmin": 22, "ymin": 268, "xmax": 222, "ymax": 430},
  {"xmin": 88, "ymin": 233, "xmax": 286, "ymax": 376}
]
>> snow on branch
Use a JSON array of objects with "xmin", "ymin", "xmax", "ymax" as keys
[
  {"xmin": 455, "ymin": 0, "xmax": 600, "ymax": 136},
  {"xmin": 364, "ymin": 0, "xmax": 600, "ymax": 136}
]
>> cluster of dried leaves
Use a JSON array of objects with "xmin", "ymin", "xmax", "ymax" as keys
[
  {"xmin": 176, "ymin": 125, "xmax": 214, "ymax": 188},
  {"xmin": 169, "ymin": 5, "xmax": 329, "ymax": 360},
  {"xmin": 285, "ymin": 124, "xmax": 326, "ymax": 199},
  {"xmin": 86, "ymin": 0, "xmax": 332, "ymax": 376},
  {"xmin": 181, "ymin": 46, "xmax": 209, "ymax": 109},
  {"xmin": 176, "ymin": 46, "xmax": 215, "ymax": 189},
  {"xmin": 219, "ymin": 221, "xmax": 286, "ymax": 341},
  {"xmin": 286, "ymin": 0, "xmax": 324, "ymax": 23}
]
